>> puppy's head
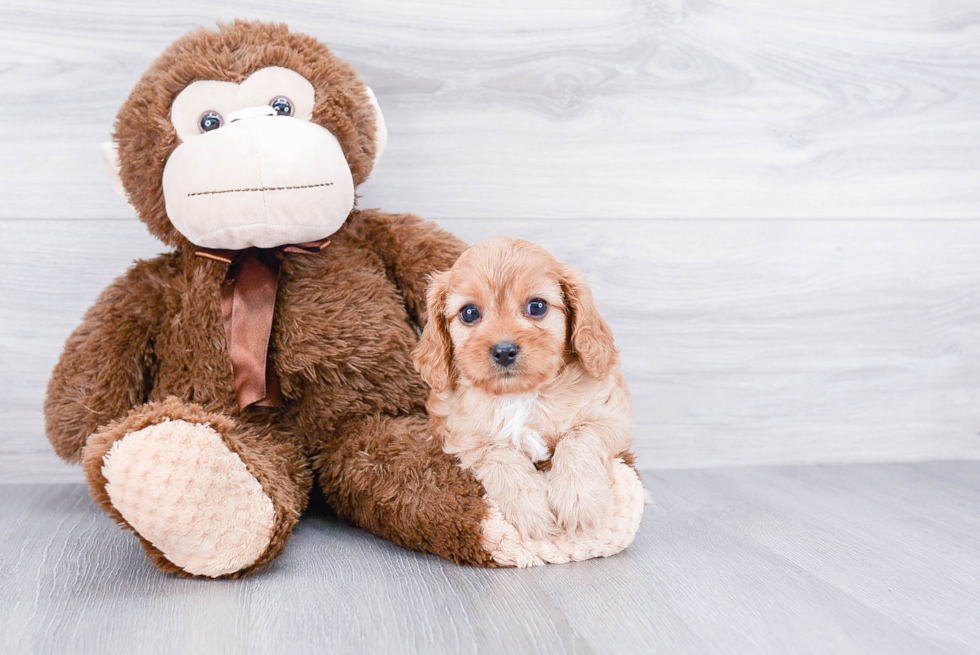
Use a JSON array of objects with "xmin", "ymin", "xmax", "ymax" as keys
[{"xmin": 414, "ymin": 236, "xmax": 617, "ymax": 395}]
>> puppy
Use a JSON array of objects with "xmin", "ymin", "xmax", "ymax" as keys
[{"xmin": 413, "ymin": 237, "xmax": 633, "ymax": 540}]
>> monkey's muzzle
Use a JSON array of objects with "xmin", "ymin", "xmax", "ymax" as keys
[{"xmin": 162, "ymin": 110, "xmax": 355, "ymax": 250}]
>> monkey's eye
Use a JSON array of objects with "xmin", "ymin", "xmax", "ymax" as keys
[
  {"xmin": 198, "ymin": 111, "xmax": 223, "ymax": 133},
  {"xmin": 525, "ymin": 298, "xmax": 548, "ymax": 318},
  {"xmin": 269, "ymin": 96, "xmax": 293, "ymax": 116},
  {"xmin": 459, "ymin": 304, "xmax": 482, "ymax": 325}
]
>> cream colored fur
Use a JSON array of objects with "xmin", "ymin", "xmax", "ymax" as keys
[
  {"xmin": 417, "ymin": 237, "xmax": 642, "ymax": 556},
  {"xmin": 101, "ymin": 419, "xmax": 276, "ymax": 578},
  {"xmin": 433, "ymin": 364, "xmax": 634, "ymax": 540},
  {"xmin": 481, "ymin": 458, "xmax": 645, "ymax": 567}
]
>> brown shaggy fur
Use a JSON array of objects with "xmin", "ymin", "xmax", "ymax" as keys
[{"xmin": 44, "ymin": 21, "xmax": 495, "ymax": 576}]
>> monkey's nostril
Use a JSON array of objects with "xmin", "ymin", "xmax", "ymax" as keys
[{"xmin": 490, "ymin": 342, "xmax": 520, "ymax": 368}]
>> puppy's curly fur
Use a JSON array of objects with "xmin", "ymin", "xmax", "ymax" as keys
[{"xmin": 414, "ymin": 237, "xmax": 634, "ymax": 540}]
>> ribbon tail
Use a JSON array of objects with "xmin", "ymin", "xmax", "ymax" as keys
[
  {"xmin": 202, "ymin": 240, "xmax": 331, "ymax": 410},
  {"xmin": 226, "ymin": 253, "xmax": 284, "ymax": 409},
  {"xmin": 256, "ymin": 358, "xmax": 284, "ymax": 407}
]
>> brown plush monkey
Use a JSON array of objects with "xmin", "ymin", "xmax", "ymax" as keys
[
  {"xmin": 44, "ymin": 21, "xmax": 497, "ymax": 577},
  {"xmin": 45, "ymin": 21, "xmax": 645, "ymax": 577}
]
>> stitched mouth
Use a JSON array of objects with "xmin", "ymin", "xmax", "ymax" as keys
[{"xmin": 188, "ymin": 182, "xmax": 333, "ymax": 197}]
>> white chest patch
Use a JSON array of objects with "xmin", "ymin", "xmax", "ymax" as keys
[{"xmin": 493, "ymin": 394, "xmax": 551, "ymax": 462}]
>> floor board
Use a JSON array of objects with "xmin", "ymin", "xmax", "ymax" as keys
[
  {"xmin": 2, "ymin": 462, "xmax": 978, "ymax": 654},
  {"xmin": 5, "ymin": 218, "xmax": 980, "ymax": 482},
  {"xmin": 2, "ymin": 0, "xmax": 979, "ymax": 219}
]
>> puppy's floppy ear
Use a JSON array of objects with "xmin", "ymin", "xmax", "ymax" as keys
[
  {"xmin": 560, "ymin": 264, "xmax": 617, "ymax": 380},
  {"xmin": 413, "ymin": 270, "xmax": 455, "ymax": 393}
]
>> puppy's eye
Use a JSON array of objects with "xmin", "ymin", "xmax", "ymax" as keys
[
  {"xmin": 269, "ymin": 96, "xmax": 293, "ymax": 116},
  {"xmin": 198, "ymin": 111, "xmax": 223, "ymax": 133},
  {"xmin": 525, "ymin": 298, "xmax": 548, "ymax": 318},
  {"xmin": 459, "ymin": 304, "xmax": 482, "ymax": 325}
]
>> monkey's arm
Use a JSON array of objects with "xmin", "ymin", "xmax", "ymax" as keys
[
  {"xmin": 351, "ymin": 209, "xmax": 467, "ymax": 327},
  {"xmin": 44, "ymin": 259, "xmax": 166, "ymax": 463}
]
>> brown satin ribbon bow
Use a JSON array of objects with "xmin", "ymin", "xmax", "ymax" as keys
[{"xmin": 196, "ymin": 239, "xmax": 331, "ymax": 409}]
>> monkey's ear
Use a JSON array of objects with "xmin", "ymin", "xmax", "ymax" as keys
[
  {"xmin": 100, "ymin": 141, "xmax": 130, "ymax": 205},
  {"xmin": 364, "ymin": 87, "xmax": 388, "ymax": 168}
]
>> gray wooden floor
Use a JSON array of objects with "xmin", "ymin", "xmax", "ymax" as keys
[{"xmin": 3, "ymin": 462, "xmax": 978, "ymax": 654}]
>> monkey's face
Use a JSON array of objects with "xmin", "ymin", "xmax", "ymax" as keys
[
  {"xmin": 161, "ymin": 66, "xmax": 369, "ymax": 249},
  {"xmin": 106, "ymin": 22, "xmax": 387, "ymax": 250}
]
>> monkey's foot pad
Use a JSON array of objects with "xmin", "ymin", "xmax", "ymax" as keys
[
  {"xmin": 101, "ymin": 419, "xmax": 275, "ymax": 577},
  {"xmin": 481, "ymin": 459, "xmax": 647, "ymax": 567}
]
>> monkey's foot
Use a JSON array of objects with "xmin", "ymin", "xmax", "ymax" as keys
[
  {"xmin": 480, "ymin": 458, "xmax": 647, "ymax": 567},
  {"xmin": 101, "ymin": 419, "xmax": 276, "ymax": 577}
]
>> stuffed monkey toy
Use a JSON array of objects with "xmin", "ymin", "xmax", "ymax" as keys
[{"xmin": 45, "ymin": 21, "xmax": 644, "ymax": 577}]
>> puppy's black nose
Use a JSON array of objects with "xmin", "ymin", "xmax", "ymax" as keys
[{"xmin": 491, "ymin": 342, "xmax": 520, "ymax": 367}]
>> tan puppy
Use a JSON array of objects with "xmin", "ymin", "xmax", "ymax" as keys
[{"xmin": 414, "ymin": 237, "xmax": 633, "ymax": 540}]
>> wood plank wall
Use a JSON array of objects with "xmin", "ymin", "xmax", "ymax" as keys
[{"xmin": 2, "ymin": 1, "xmax": 980, "ymax": 482}]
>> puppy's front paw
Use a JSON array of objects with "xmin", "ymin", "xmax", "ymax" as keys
[
  {"xmin": 547, "ymin": 462, "xmax": 614, "ymax": 534},
  {"xmin": 496, "ymin": 479, "xmax": 557, "ymax": 541}
]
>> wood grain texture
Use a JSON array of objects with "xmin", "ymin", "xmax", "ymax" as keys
[
  {"xmin": 1, "ymin": 0, "xmax": 979, "ymax": 220},
  {"xmin": 3, "ymin": 1, "xmax": 980, "ymax": 479},
  {"xmin": 4, "ymin": 218, "xmax": 980, "ymax": 482},
  {"xmin": 2, "ymin": 462, "xmax": 979, "ymax": 654}
]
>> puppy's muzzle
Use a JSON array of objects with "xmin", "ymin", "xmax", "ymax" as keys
[{"xmin": 491, "ymin": 341, "xmax": 520, "ymax": 368}]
